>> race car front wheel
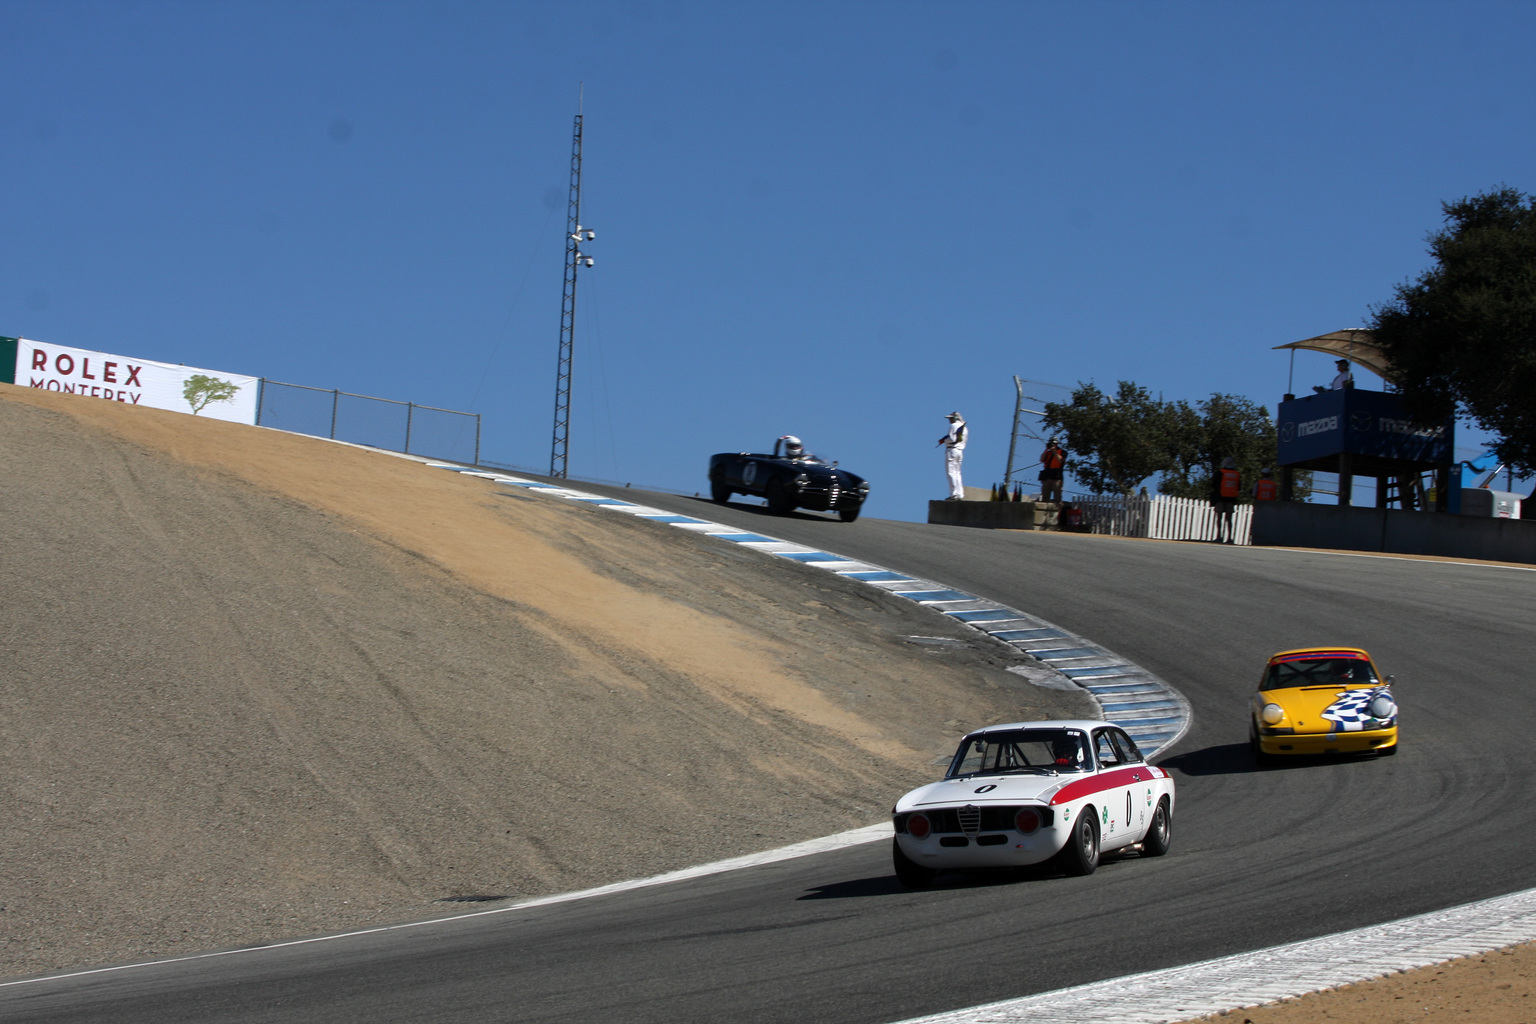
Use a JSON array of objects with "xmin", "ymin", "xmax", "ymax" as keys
[
  {"xmin": 892, "ymin": 839, "xmax": 935, "ymax": 888},
  {"xmin": 766, "ymin": 478, "xmax": 796, "ymax": 515}
]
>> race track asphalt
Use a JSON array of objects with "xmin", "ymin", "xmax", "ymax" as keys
[{"xmin": 6, "ymin": 485, "xmax": 1534, "ymax": 1024}]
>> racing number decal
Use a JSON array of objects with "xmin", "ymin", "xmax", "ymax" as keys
[
  {"xmin": 1126, "ymin": 792, "xmax": 1132, "ymax": 829},
  {"xmin": 743, "ymin": 463, "xmax": 757, "ymax": 485}
]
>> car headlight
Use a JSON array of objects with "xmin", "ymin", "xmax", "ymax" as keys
[
  {"xmin": 1014, "ymin": 808, "xmax": 1042, "ymax": 834},
  {"xmin": 792, "ymin": 474, "xmax": 809, "ymax": 489},
  {"xmin": 906, "ymin": 812, "xmax": 931, "ymax": 839},
  {"xmin": 1260, "ymin": 703, "xmax": 1285, "ymax": 725},
  {"xmin": 1369, "ymin": 695, "xmax": 1397, "ymax": 720}
]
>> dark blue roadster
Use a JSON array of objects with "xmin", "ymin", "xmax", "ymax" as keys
[{"xmin": 708, "ymin": 436, "xmax": 870, "ymax": 521}]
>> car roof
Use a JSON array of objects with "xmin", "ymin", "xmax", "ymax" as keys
[
  {"xmin": 964, "ymin": 720, "xmax": 1115, "ymax": 738},
  {"xmin": 1267, "ymin": 647, "xmax": 1372, "ymax": 664}
]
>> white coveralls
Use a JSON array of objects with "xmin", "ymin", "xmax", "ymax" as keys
[{"xmin": 944, "ymin": 418, "xmax": 967, "ymax": 499}]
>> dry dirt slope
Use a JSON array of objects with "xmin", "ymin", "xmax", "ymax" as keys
[{"xmin": 0, "ymin": 384, "xmax": 1091, "ymax": 978}]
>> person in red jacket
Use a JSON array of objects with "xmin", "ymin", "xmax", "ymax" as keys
[
  {"xmin": 1211, "ymin": 456, "xmax": 1242, "ymax": 543},
  {"xmin": 1254, "ymin": 467, "xmax": 1278, "ymax": 501}
]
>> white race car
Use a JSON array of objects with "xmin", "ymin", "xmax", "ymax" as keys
[{"xmin": 891, "ymin": 720, "xmax": 1175, "ymax": 886}]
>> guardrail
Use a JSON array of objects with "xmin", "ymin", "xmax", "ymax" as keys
[{"xmin": 255, "ymin": 379, "xmax": 480, "ymax": 465}]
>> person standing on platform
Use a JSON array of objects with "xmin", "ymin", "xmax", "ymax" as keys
[
  {"xmin": 1331, "ymin": 359, "xmax": 1354, "ymax": 389},
  {"xmin": 1212, "ymin": 456, "xmax": 1242, "ymax": 543},
  {"xmin": 1039, "ymin": 437, "xmax": 1066, "ymax": 503},
  {"xmin": 939, "ymin": 412, "xmax": 967, "ymax": 500}
]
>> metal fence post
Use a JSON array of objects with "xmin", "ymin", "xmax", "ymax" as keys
[
  {"xmin": 405, "ymin": 402, "xmax": 414, "ymax": 454},
  {"xmin": 331, "ymin": 389, "xmax": 339, "ymax": 439}
]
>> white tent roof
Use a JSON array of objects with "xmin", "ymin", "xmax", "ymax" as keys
[{"xmin": 1274, "ymin": 329, "xmax": 1394, "ymax": 382}]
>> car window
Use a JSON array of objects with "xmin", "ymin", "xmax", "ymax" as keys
[
  {"xmin": 1263, "ymin": 657, "xmax": 1380, "ymax": 690},
  {"xmin": 1109, "ymin": 729, "xmax": 1144, "ymax": 765},
  {"xmin": 1093, "ymin": 730, "xmax": 1120, "ymax": 767},
  {"xmin": 946, "ymin": 729, "xmax": 1089, "ymax": 777}
]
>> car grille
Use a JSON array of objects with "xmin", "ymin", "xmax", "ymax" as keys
[{"xmin": 909, "ymin": 806, "xmax": 1035, "ymax": 834}]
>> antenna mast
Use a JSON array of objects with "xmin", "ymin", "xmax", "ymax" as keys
[{"xmin": 550, "ymin": 101, "xmax": 594, "ymax": 478}]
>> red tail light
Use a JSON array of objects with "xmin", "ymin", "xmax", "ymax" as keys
[
  {"xmin": 1015, "ymin": 808, "xmax": 1041, "ymax": 834},
  {"xmin": 907, "ymin": 813, "xmax": 931, "ymax": 839}
]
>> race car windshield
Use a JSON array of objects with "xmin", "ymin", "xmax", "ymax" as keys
[
  {"xmin": 1263, "ymin": 658, "xmax": 1380, "ymax": 691},
  {"xmin": 946, "ymin": 730, "xmax": 1090, "ymax": 778}
]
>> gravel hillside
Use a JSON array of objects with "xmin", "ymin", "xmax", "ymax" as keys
[{"xmin": 0, "ymin": 385, "xmax": 1091, "ymax": 978}]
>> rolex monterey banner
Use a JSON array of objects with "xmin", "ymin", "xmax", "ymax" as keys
[{"xmin": 3, "ymin": 337, "xmax": 259, "ymax": 425}]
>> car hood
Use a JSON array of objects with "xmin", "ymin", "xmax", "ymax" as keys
[
  {"xmin": 895, "ymin": 772, "xmax": 1080, "ymax": 811},
  {"xmin": 1263, "ymin": 684, "xmax": 1397, "ymax": 732}
]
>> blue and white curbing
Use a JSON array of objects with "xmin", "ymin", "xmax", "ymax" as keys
[{"xmin": 431, "ymin": 466, "xmax": 1191, "ymax": 759}]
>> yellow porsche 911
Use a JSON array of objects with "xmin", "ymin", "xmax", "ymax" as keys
[{"xmin": 1250, "ymin": 647, "xmax": 1397, "ymax": 762}]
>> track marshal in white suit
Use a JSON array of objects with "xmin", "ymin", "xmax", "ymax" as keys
[{"xmin": 940, "ymin": 411, "xmax": 967, "ymax": 500}]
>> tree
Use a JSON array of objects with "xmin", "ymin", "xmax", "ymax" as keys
[
  {"xmin": 183, "ymin": 374, "xmax": 239, "ymax": 415},
  {"xmin": 1369, "ymin": 187, "xmax": 1536, "ymax": 474},
  {"xmin": 1159, "ymin": 393, "xmax": 1296, "ymax": 500},
  {"xmin": 1041, "ymin": 381, "xmax": 1185, "ymax": 496},
  {"xmin": 1044, "ymin": 382, "xmax": 1298, "ymax": 500}
]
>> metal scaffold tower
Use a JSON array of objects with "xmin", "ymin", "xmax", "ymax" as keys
[{"xmin": 550, "ymin": 107, "xmax": 595, "ymax": 478}]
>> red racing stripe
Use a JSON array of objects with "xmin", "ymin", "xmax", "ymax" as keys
[{"xmin": 1049, "ymin": 766, "xmax": 1159, "ymax": 805}]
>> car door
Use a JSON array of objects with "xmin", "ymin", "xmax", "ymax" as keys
[
  {"xmin": 1091, "ymin": 728, "xmax": 1137, "ymax": 851},
  {"xmin": 1107, "ymin": 728, "xmax": 1157, "ymax": 842}
]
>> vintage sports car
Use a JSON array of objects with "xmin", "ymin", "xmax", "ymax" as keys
[
  {"xmin": 891, "ymin": 720, "xmax": 1175, "ymax": 886},
  {"xmin": 1250, "ymin": 647, "xmax": 1397, "ymax": 761},
  {"xmin": 708, "ymin": 436, "xmax": 870, "ymax": 521}
]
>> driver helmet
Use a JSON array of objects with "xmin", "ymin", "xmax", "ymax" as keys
[{"xmin": 781, "ymin": 435, "xmax": 804, "ymax": 459}]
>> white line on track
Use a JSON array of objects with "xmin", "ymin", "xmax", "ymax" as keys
[
  {"xmin": 891, "ymin": 886, "xmax": 1536, "ymax": 1024},
  {"xmin": 0, "ymin": 825, "xmax": 891, "ymax": 989}
]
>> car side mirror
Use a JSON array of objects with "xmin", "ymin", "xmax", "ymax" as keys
[{"xmin": 1386, "ymin": 675, "xmax": 1395, "ymax": 685}]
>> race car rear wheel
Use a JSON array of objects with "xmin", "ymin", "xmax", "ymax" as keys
[
  {"xmin": 892, "ymin": 838, "xmax": 935, "ymax": 888},
  {"xmin": 1056, "ymin": 810, "xmax": 1099, "ymax": 876},
  {"xmin": 1141, "ymin": 798, "xmax": 1171, "ymax": 857}
]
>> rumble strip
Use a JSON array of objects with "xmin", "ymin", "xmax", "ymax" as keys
[{"xmin": 426, "ymin": 465, "xmax": 1191, "ymax": 758}]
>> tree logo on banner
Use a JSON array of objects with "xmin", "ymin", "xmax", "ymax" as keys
[{"xmin": 184, "ymin": 374, "xmax": 240, "ymax": 415}]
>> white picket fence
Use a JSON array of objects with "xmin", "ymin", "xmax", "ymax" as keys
[{"xmin": 1069, "ymin": 494, "xmax": 1254, "ymax": 545}]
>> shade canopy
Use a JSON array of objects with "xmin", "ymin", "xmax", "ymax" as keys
[{"xmin": 1274, "ymin": 329, "xmax": 1394, "ymax": 383}]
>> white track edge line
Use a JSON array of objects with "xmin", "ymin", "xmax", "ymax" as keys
[
  {"xmin": 0, "ymin": 825, "xmax": 890, "ymax": 989},
  {"xmin": 890, "ymin": 885, "xmax": 1536, "ymax": 1024}
]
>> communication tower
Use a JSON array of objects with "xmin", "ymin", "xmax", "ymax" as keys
[{"xmin": 550, "ymin": 105, "xmax": 595, "ymax": 478}]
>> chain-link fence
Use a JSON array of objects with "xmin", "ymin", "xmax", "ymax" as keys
[{"xmin": 256, "ymin": 380, "xmax": 480, "ymax": 465}]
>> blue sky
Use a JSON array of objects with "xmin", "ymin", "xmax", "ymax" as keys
[{"xmin": 4, "ymin": 1, "xmax": 1533, "ymax": 521}]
